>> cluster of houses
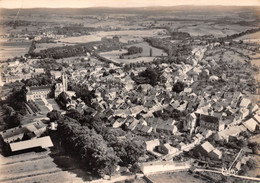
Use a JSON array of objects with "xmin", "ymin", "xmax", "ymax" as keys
[
  {"xmin": 0, "ymin": 60, "xmax": 46, "ymax": 86},
  {"xmin": 0, "ymin": 121, "xmax": 53, "ymax": 154},
  {"xmin": 1, "ymin": 38, "xmax": 259, "ymax": 177},
  {"xmin": 47, "ymin": 44, "xmax": 259, "ymax": 164}
]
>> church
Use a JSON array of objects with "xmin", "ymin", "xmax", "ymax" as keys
[{"xmin": 26, "ymin": 73, "xmax": 68, "ymax": 102}]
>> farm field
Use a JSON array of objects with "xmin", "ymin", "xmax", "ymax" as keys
[
  {"xmin": 230, "ymin": 47, "xmax": 260, "ymax": 59},
  {"xmin": 235, "ymin": 31, "xmax": 260, "ymax": 43},
  {"xmin": 145, "ymin": 172, "xmax": 208, "ymax": 183},
  {"xmin": 251, "ymin": 59, "xmax": 260, "ymax": 81},
  {"xmin": 99, "ymin": 42, "xmax": 167, "ymax": 64},
  {"xmin": 0, "ymin": 39, "xmax": 31, "ymax": 61},
  {"xmin": 59, "ymin": 29, "xmax": 168, "ymax": 44},
  {"xmin": 34, "ymin": 42, "xmax": 76, "ymax": 52},
  {"xmin": 0, "ymin": 150, "xmax": 87, "ymax": 183},
  {"xmin": 177, "ymin": 23, "xmax": 257, "ymax": 37},
  {"xmin": 222, "ymin": 50, "xmax": 248, "ymax": 64}
]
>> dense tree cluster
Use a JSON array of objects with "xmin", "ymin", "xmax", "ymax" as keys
[
  {"xmin": 71, "ymin": 84, "xmax": 96, "ymax": 107},
  {"xmin": 100, "ymin": 127, "xmax": 146, "ymax": 166},
  {"xmin": 48, "ymin": 106, "xmax": 146, "ymax": 171},
  {"xmin": 29, "ymin": 45, "xmax": 89, "ymax": 59},
  {"xmin": 34, "ymin": 58, "xmax": 66, "ymax": 71},
  {"xmin": 28, "ymin": 38, "xmax": 122, "ymax": 60},
  {"xmin": 55, "ymin": 92, "xmax": 71, "ymax": 109},
  {"xmin": 36, "ymin": 37, "xmax": 56, "ymax": 43},
  {"xmin": 169, "ymin": 31, "xmax": 191, "ymax": 40},
  {"xmin": 47, "ymin": 110, "xmax": 62, "ymax": 122},
  {"xmin": 144, "ymin": 37, "xmax": 192, "ymax": 63},
  {"xmin": 239, "ymin": 158, "xmax": 258, "ymax": 175},
  {"xmin": 28, "ymin": 40, "xmax": 36, "ymax": 54},
  {"xmin": 21, "ymin": 74, "xmax": 52, "ymax": 87},
  {"xmin": 58, "ymin": 118, "xmax": 119, "ymax": 177},
  {"xmin": 2, "ymin": 88, "xmax": 28, "ymax": 128},
  {"xmin": 56, "ymin": 26, "xmax": 96, "ymax": 36},
  {"xmin": 217, "ymin": 27, "xmax": 260, "ymax": 42},
  {"xmin": 126, "ymin": 46, "xmax": 143, "ymax": 55},
  {"xmin": 4, "ymin": 20, "xmax": 33, "ymax": 27},
  {"xmin": 172, "ymin": 81, "xmax": 186, "ymax": 93},
  {"xmin": 5, "ymin": 87, "xmax": 27, "ymax": 115},
  {"xmin": 132, "ymin": 67, "xmax": 161, "ymax": 86}
]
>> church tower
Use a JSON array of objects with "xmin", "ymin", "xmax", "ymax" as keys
[{"xmin": 62, "ymin": 73, "xmax": 68, "ymax": 92}]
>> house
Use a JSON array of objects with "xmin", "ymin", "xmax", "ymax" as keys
[
  {"xmin": 250, "ymin": 104, "xmax": 259, "ymax": 114},
  {"xmin": 184, "ymin": 113, "xmax": 197, "ymax": 133},
  {"xmin": 178, "ymin": 142, "xmax": 186, "ymax": 150},
  {"xmin": 157, "ymin": 143, "xmax": 179, "ymax": 155},
  {"xmin": 130, "ymin": 105, "xmax": 145, "ymax": 116},
  {"xmin": 139, "ymin": 161, "xmax": 191, "ymax": 175},
  {"xmin": 125, "ymin": 83, "xmax": 134, "ymax": 91},
  {"xmin": 201, "ymin": 129, "xmax": 213, "ymax": 138},
  {"xmin": 195, "ymin": 141, "xmax": 215, "ymax": 156},
  {"xmin": 128, "ymin": 118, "xmax": 139, "ymax": 131},
  {"xmin": 106, "ymin": 88, "xmax": 117, "ymax": 99},
  {"xmin": 26, "ymin": 85, "xmax": 52, "ymax": 101},
  {"xmin": 209, "ymin": 75, "xmax": 219, "ymax": 82},
  {"xmin": 50, "ymin": 70, "xmax": 62, "ymax": 79},
  {"xmin": 194, "ymin": 141, "xmax": 222, "ymax": 160},
  {"xmin": 9, "ymin": 136, "xmax": 53, "ymax": 152},
  {"xmin": 199, "ymin": 114, "xmax": 225, "ymax": 131},
  {"xmin": 0, "ymin": 121, "xmax": 47, "ymax": 144},
  {"xmin": 214, "ymin": 125, "xmax": 247, "ymax": 142},
  {"xmin": 239, "ymin": 108, "xmax": 249, "ymax": 119},
  {"xmin": 243, "ymin": 118, "xmax": 258, "ymax": 132},
  {"xmin": 239, "ymin": 97, "xmax": 251, "ymax": 108},
  {"xmin": 112, "ymin": 118, "xmax": 126, "ymax": 128},
  {"xmin": 137, "ymin": 84, "xmax": 152, "ymax": 94},
  {"xmin": 209, "ymin": 148, "xmax": 222, "ymax": 159},
  {"xmin": 253, "ymin": 114, "xmax": 260, "ymax": 124},
  {"xmin": 145, "ymin": 139, "xmax": 160, "ymax": 151},
  {"xmin": 177, "ymin": 101, "xmax": 188, "ymax": 111},
  {"xmin": 156, "ymin": 123, "xmax": 178, "ymax": 134},
  {"xmin": 140, "ymin": 125, "xmax": 153, "ymax": 134},
  {"xmin": 34, "ymin": 68, "xmax": 45, "ymax": 74}
]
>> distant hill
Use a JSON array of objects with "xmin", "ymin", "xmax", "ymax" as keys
[{"xmin": 1, "ymin": 6, "xmax": 260, "ymax": 16}]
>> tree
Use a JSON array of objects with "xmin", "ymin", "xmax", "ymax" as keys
[
  {"xmin": 246, "ymin": 159, "xmax": 257, "ymax": 170},
  {"xmin": 109, "ymin": 69, "xmax": 116, "ymax": 74},
  {"xmin": 122, "ymin": 140, "xmax": 145, "ymax": 165},
  {"xmin": 172, "ymin": 81, "xmax": 186, "ymax": 93},
  {"xmin": 138, "ymin": 67, "xmax": 159, "ymax": 86},
  {"xmin": 47, "ymin": 110, "xmax": 62, "ymax": 122},
  {"xmin": 150, "ymin": 48, "xmax": 153, "ymax": 57},
  {"xmin": 59, "ymin": 121, "xmax": 119, "ymax": 177},
  {"xmin": 2, "ymin": 104, "xmax": 15, "ymax": 116},
  {"xmin": 237, "ymin": 139, "xmax": 248, "ymax": 148},
  {"xmin": 65, "ymin": 109, "xmax": 82, "ymax": 121},
  {"xmin": 252, "ymin": 146, "xmax": 259, "ymax": 154},
  {"xmin": 6, "ymin": 112, "xmax": 23, "ymax": 128},
  {"xmin": 127, "ymin": 46, "xmax": 143, "ymax": 55}
]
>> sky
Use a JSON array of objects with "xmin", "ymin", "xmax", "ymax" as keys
[{"xmin": 1, "ymin": 0, "xmax": 260, "ymax": 9}]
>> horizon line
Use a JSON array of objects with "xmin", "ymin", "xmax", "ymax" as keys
[{"xmin": 1, "ymin": 4, "xmax": 260, "ymax": 10}]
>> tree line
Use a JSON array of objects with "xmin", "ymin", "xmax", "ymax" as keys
[{"xmin": 48, "ymin": 108, "xmax": 146, "ymax": 177}]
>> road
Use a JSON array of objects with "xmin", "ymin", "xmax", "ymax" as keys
[{"xmin": 195, "ymin": 168, "xmax": 260, "ymax": 182}]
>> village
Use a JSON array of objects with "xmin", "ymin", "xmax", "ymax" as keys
[
  {"xmin": 1, "ymin": 4, "xmax": 260, "ymax": 183},
  {"xmin": 0, "ymin": 32, "xmax": 260, "ymax": 182}
]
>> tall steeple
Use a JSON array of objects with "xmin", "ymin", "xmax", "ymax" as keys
[{"xmin": 62, "ymin": 73, "xmax": 68, "ymax": 92}]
